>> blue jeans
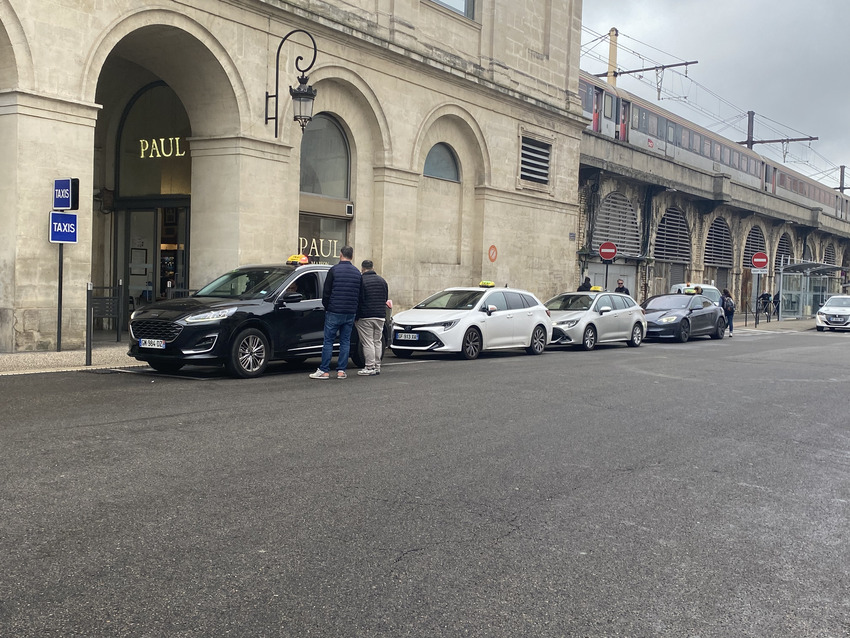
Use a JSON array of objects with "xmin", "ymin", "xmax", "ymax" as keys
[
  {"xmin": 319, "ymin": 311, "xmax": 356, "ymax": 373},
  {"xmin": 726, "ymin": 312, "xmax": 734, "ymax": 334}
]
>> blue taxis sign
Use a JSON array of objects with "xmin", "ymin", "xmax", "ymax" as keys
[
  {"xmin": 53, "ymin": 178, "xmax": 79, "ymax": 211},
  {"xmin": 49, "ymin": 211, "xmax": 78, "ymax": 244}
]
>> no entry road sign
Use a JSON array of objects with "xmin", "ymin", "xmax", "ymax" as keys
[
  {"xmin": 599, "ymin": 241, "xmax": 617, "ymax": 261},
  {"xmin": 751, "ymin": 252, "xmax": 768, "ymax": 269}
]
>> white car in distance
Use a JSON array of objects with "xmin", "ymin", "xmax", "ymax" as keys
[{"xmin": 390, "ymin": 282, "xmax": 551, "ymax": 360}]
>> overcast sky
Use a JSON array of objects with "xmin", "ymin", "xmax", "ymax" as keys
[{"xmin": 580, "ymin": 0, "xmax": 849, "ymax": 188}]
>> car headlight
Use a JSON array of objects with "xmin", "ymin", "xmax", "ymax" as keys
[
  {"xmin": 817, "ymin": 311, "xmax": 826, "ymax": 317},
  {"xmin": 439, "ymin": 320, "xmax": 459, "ymax": 331},
  {"xmin": 185, "ymin": 307, "xmax": 238, "ymax": 323},
  {"xmin": 660, "ymin": 316, "xmax": 678, "ymax": 323},
  {"xmin": 555, "ymin": 319, "xmax": 579, "ymax": 328}
]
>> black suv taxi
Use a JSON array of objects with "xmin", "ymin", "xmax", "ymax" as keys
[{"xmin": 128, "ymin": 261, "xmax": 385, "ymax": 378}]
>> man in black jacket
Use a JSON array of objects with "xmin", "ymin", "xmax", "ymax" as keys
[
  {"xmin": 309, "ymin": 246, "xmax": 362, "ymax": 379},
  {"xmin": 355, "ymin": 259, "xmax": 389, "ymax": 376}
]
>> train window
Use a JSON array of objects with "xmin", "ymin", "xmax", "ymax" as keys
[
  {"xmin": 712, "ymin": 142, "xmax": 721, "ymax": 161},
  {"xmin": 752, "ymin": 160, "xmax": 760, "ymax": 177},
  {"xmin": 632, "ymin": 108, "xmax": 640, "ymax": 130},
  {"xmin": 667, "ymin": 123, "xmax": 675, "ymax": 143},
  {"xmin": 603, "ymin": 94, "xmax": 614, "ymax": 119},
  {"xmin": 722, "ymin": 146, "xmax": 730, "ymax": 164},
  {"xmin": 731, "ymin": 151, "xmax": 739, "ymax": 169},
  {"xmin": 703, "ymin": 138, "xmax": 711, "ymax": 156},
  {"xmin": 692, "ymin": 132, "xmax": 700, "ymax": 152},
  {"xmin": 579, "ymin": 81, "xmax": 593, "ymax": 112},
  {"xmin": 681, "ymin": 128, "xmax": 689, "ymax": 147},
  {"xmin": 648, "ymin": 114, "xmax": 658, "ymax": 136}
]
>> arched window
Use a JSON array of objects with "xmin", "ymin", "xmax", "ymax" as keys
[
  {"xmin": 423, "ymin": 143, "xmax": 460, "ymax": 182},
  {"xmin": 300, "ymin": 114, "xmax": 350, "ymax": 198}
]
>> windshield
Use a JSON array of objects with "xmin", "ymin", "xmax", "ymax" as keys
[
  {"xmin": 824, "ymin": 296, "xmax": 850, "ymax": 308},
  {"xmin": 195, "ymin": 267, "xmax": 295, "ymax": 299},
  {"xmin": 644, "ymin": 296, "xmax": 691, "ymax": 310},
  {"xmin": 546, "ymin": 294, "xmax": 594, "ymax": 311},
  {"xmin": 415, "ymin": 290, "xmax": 485, "ymax": 310}
]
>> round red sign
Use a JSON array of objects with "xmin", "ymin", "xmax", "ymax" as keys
[
  {"xmin": 488, "ymin": 245, "xmax": 497, "ymax": 263},
  {"xmin": 751, "ymin": 251, "xmax": 769, "ymax": 269},
  {"xmin": 599, "ymin": 241, "xmax": 618, "ymax": 260}
]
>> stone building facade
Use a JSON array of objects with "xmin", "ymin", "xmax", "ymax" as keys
[{"xmin": 0, "ymin": 0, "xmax": 586, "ymax": 352}]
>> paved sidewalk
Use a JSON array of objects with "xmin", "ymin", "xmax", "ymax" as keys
[
  {"xmin": 737, "ymin": 316, "xmax": 816, "ymax": 332},
  {"xmin": 0, "ymin": 339, "xmax": 146, "ymax": 376}
]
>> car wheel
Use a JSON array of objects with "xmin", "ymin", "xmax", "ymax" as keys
[
  {"xmin": 626, "ymin": 323, "xmax": 643, "ymax": 347},
  {"xmin": 391, "ymin": 348, "xmax": 413, "ymax": 358},
  {"xmin": 225, "ymin": 328, "xmax": 269, "ymax": 378},
  {"xmin": 148, "ymin": 359, "xmax": 185, "ymax": 374},
  {"xmin": 710, "ymin": 317, "xmax": 726, "ymax": 339},
  {"xmin": 816, "ymin": 326, "xmax": 824, "ymax": 332},
  {"xmin": 461, "ymin": 327, "xmax": 482, "ymax": 360},
  {"xmin": 581, "ymin": 325, "xmax": 597, "ymax": 351},
  {"xmin": 526, "ymin": 325, "xmax": 547, "ymax": 355},
  {"xmin": 677, "ymin": 320, "xmax": 690, "ymax": 343}
]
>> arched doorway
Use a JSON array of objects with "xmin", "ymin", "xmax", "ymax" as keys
[{"xmin": 91, "ymin": 22, "xmax": 243, "ymax": 320}]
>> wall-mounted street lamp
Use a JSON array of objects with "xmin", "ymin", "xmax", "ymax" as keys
[{"xmin": 265, "ymin": 29, "xmax": 318, "ymax": 137}]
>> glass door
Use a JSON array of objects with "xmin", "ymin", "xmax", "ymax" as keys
[{"xmin": 116, "ymin": 206, "xmax": 190, "ymax": 318}]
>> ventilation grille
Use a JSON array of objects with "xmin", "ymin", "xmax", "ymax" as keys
[
  {"xmin": 775, "ymin": 233, "xmax": 794, "ymax": 269},
  {"xmin": 743, "ymin": 227, "xmax": 766, "ymax": 268},
  {"xmin": 825, "ymin": 244, "xmax": 836, "ymax": 265},
  {"xmin": 520, "ymin": 137, "xmax": 550, "ymax": 185},
  {"xmin": 593, "ymin": 193, "xmax": 641, "ymax": 257},
  {"xmin": 704, "ymin": 218, "xmax": 733, "ymax": 267},
  {"xmin": 653, "ymin": 208, "xmax": 691, "ymax": 263}
]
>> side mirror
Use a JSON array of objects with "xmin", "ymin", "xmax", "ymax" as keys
[
  {"xmin": 278, "ymin": 292, "xmax": 303, "ymax": 305},
  {"xmin": 482, "ymin": 304, "xmax": 497, "ymax": 316},
  {"xmin": 598, "ymin": 305, "xmax": 613, "ymax": 315}
]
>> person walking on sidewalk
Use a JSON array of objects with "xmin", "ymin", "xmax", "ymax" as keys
[
  {"xmin": 309, "ymin": 246, "xmax": 361, "ymax": 380},
  {"xmin": 722, "ymin": 288, "xmax": 736, "ymax": 337},
  {"xmin": 355, "ymin": 260, "xmax": 389, "ymax": 376}
]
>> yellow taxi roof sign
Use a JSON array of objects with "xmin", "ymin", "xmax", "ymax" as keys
[
  {"xmin": 286, "ymin": 254, "xmax": 310, "ymax": 266},
  {"xmin": 479, "ymin": 280, "xmax": 495, "ymax": 288}
]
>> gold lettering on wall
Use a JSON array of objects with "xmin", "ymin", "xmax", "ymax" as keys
[
  {"xmin": 299, "ymin": 237, "xmax": 339, "ymax": 258},
  {"xmin": 139, "ymin": 137, "xmax": 187, "ymax": 159}
]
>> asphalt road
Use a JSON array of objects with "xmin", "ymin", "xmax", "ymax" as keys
[{"xmin": 2, "ymin": 328, "xmax": 849, "ymax": 637}]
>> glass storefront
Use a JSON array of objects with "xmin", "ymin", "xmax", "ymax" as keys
[
  {"xmin": 115, "ymin": 82, "xmax": 192, "ymax": 315},
  {"xmin": 298, "ymin": 215, "xmax": 348, "ymax": 264}
]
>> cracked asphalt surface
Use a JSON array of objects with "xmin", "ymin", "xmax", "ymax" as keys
[{"xmin": 1, "ymin": 328, "xmax": 849, "ymax": 637}]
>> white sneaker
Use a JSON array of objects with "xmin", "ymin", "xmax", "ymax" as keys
[
  {"xmin": 357, "ymin": 368, "xmax": 376, "ymax": 376},
  {"xmin": 309, "ymin": 369, "xmax": 329, "ymax": 379}
]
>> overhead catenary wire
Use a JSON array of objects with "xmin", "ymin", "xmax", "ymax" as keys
[{"xmin": 580, "ymin": 26, "xmax": 841, "ymax": 187}]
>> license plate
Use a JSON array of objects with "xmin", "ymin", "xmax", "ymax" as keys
[
  {"xmin": 396, "ymin": 332, "xmax": 419, "ymax": 341},
  {"xmin": 830, "ymin": 316, "xmax": 846, "ymax": 323},
  {"xmin": 139, "ymin": 339, "xmax": 166, "ymax": 349}
]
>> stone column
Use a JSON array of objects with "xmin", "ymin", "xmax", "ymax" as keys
[
  {"xmin": 187, "ymin": 136, "xmax": 296, "ymax": 287},
  {"xmin": 0, "ymin": 91, "xmax": 98, "ymax": 351}
]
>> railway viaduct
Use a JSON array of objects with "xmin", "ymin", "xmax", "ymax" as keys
[{"xmin": 575, "ymin": 129, "xmax": 850, "ymax": 314}]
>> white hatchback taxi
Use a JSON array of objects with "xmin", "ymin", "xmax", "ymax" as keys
[{"xmin": 390, "ymin": 282, "xmax": 551, "ymax": 360}]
